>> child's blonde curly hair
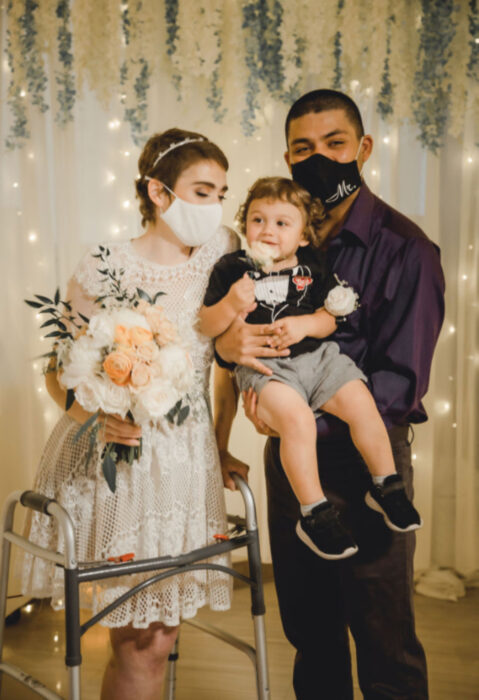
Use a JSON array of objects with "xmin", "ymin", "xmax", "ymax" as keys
[{"xmin": 236, "ymin": 176, "xmax": 326, "ymax": 247}]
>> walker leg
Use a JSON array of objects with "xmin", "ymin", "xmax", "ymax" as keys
[
  {"xmin": 0, "ymin": 495, "xmax": 19, "ymax": 696},
  {"xmin": 253, "ymin": 615, "xmax": 270, "ymax": 700},
  {"xmin": 164, "ymin": 637, "xmax": 179, "ymax": 700}
]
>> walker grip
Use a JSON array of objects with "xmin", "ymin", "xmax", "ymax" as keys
[{"xmin": 20, "ymin": 490, "xmax": 57, "ymax": 515}]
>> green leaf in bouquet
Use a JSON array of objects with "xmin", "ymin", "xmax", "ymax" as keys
[
  {"xmin": 24, "ymin": 299, "xmax": 44, "ymax": 308},
  {"xmin": 73, "ymin": 411, "xmax": 100, "ymax": 442},
  {"xmin": 166, "ymin": 399, "xmax": 182, "ymax": 424},
  {"xmin": 54, "ymin": 288, "xmax": 60, "ymax": 305},
  {"xmin": 101, "ymin": 452, "xmax": 116, "ymax": 493},
  {"xmin": 136, "ymin": 288, "xmax": 153, "ymax": 304},
  {"xmin": 40, "ymin": 318, "xmax": 60, "ymax": 328},
  {"xmin": 98, "ymin": 269, "xmax": 109, "ymax": 275},
  {"xmin": 61, "ymin": 301, "xmax": 72, "ymax": 311},
  {"xmin": 65, "ymin": 389, "xmax": 75, "ymax": 411},
  {"xmin": 34, "ymin": 294, "xmax": 54, "ymax": 304},
  {"xmin": 177, "ymin": 405, "xmax": 190, "ymax": 426},
  {"xmin": 44, "ymin": 330, "xmax": 63, "ymax": 338},
  {"xmin": 77, "ymin": 312, "xmax": 90, "ymax": 324},
  {"xmin": 153, "ymin": 291, "xmax": 166, "ymax": 302},
  {"xmin": 38, "ymin": 307, "xmax": 58, "ymax": 314}
]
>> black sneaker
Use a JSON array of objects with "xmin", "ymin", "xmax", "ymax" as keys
[
  {"xmin": 365, "ymin": 474, "xmax": 423, "ymax": 532},
  {"xmin": 296, "ymin": 502, "xmax": 358, "ymax": 560}
]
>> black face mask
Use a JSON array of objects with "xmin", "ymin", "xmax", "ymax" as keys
[{"xmin": 291, "ymin": 148, "xmax": 363, "ymax": 210}]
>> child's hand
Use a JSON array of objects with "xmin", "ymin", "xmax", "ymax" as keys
[
  {"xmin": 270, "ymin": 316, "xmax": 308, "ymax": 350},
  {"xmin": 227, "ymin": 273, "xmax": 256, "ymax": 314}
]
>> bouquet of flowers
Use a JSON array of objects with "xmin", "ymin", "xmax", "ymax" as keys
[{"xmin": 26, "ymin": 246, "xmax": 195, "ymax": 492}]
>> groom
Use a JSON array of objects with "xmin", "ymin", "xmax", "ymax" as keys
[{"xmin": 217, "ymin": 89, "xmax": 445, "ymax": 699}]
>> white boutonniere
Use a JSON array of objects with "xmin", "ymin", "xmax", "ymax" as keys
[{"xmin": 324, "ymin": 274, "xmax": 360, "ymax": 318}]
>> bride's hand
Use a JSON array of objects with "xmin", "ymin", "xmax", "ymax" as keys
[
  {"xmin": 219, "ymin": 450, "xmax": 249, "ymax": 491},
  {"xmin": 98, "ymin": 413, "xmax": 142, "ymax": 446}
]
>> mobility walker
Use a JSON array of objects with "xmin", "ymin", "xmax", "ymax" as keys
[{"xmin": 0, "ymin": 474, "xmax": 270, "ymax": 699}]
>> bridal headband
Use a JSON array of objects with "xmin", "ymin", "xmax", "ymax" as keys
[{"xmin": 151, "ymin": 137, "xmax": 207, "ymax": 169}]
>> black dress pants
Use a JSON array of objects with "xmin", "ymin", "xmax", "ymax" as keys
[{"xmin": 265, "ymin": 426, "xmax": 428, "ymax": 700}]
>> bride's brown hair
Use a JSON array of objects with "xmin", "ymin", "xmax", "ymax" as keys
[{"xmin": 135, "ymin": 128, "xmax": 229, "ymax": 227}]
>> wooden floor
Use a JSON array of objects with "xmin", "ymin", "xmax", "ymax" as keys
[{"xmin": 1, "ymin": 580, "xmax": 478, "ymax": 699}]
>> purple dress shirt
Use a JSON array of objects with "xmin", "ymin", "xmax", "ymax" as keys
[{"xmin": 316, "ymin": 183, "xmax": 445, "ymax": 439}]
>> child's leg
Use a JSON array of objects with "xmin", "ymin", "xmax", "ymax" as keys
[
  {"xmin": 258, "ymin": 379, "xmax": 358, "ymax": 559},
  {"xmin": 320, "ymin": 379, "xmax": 396, "ymax": 477},
  {"xmin": 256, "ymin": 381, "xmax": 324, "ymax": 506},
  {"xmin": 321, "ymin": 380, "xmax": 422, "ymax": 532}
]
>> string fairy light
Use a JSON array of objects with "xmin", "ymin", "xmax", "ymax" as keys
[
  {"xmin": 28, "ymin": 231, "xmax": 37, "ymax": 242},
  {"xmin": 108, "ymin": 118, "xmax": 121, "ymax": 130},
  {"xmin": 382, "ymin": 137, "xmax": 390, "ymax": 144}
]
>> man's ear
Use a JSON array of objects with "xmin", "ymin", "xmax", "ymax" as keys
[
  {"xmin": 359, "ymin": 135, "xmax": 373, "ymax": 166},
  {"xmin": 284, "ymin": 149, "xmax": 292, "ymax": 173}
]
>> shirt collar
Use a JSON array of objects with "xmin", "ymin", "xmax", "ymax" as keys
[{"xmin": 336, "ymin": 182, "xmax": 376, "ymax": 248}]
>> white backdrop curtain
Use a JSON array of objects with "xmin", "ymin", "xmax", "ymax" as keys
[{"xmin": 0, "ymin": 3, "xmax": 477, "ymax": 596}]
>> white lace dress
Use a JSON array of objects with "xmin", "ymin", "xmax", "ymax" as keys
[{"xmin": 21, "ymin": 227, "xmax": 238, "ymax": 628}]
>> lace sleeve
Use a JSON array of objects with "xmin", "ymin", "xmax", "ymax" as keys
[{"xmin": 72, "ymin": 245, "xmax": 106, "ymax": 299}]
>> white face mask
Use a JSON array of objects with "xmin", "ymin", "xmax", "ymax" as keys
[{"xmin": 159, "ymin": 183, "xmax": 223, "ymax": 247}]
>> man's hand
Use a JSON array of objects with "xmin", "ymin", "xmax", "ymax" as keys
[
  {"xmin": 269, "ymin": 316, "xmax": 308, "ymax": 350},
  {"xmin": 216, "ymin": 317, "xmax": 290, "ymax": 376},
  {"xmin": 218, "ymin": 450, "xmax": 250, "ymax": 490},
  {"xmin": 242, "ymin": 388, "xmax": 279, "ymax": 437}
]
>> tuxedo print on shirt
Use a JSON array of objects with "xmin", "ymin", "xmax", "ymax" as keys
[{"xmin": 251, "ymin": 264, "xmax": 314, "ymax": 322}]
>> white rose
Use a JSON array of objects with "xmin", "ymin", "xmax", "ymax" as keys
[
  {"xmin": 86, "ymin": 312, "xmax": 116, "ymax": 348},
  {"xmin": 60, "ymin": 335, "xmax": 102, "ymax": 389},
  {"xmin": 75, "ymin": 377, "xmax": 130, "ymax": 417},
  {"xmin": 132, "ymin": 380, "xmax": 180, "ymax": 422},
  {"xmin": 154, "ymin": 345, "xmax": 195, "ymax": 394},
  {"xmin": 324, "ymin": 284, "xmax": 359, "ymax": 317}
]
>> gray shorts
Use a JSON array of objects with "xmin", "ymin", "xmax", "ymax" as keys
[{"xmin": 234, "ymin": 341, "xmax": 366, "ymax": 415}]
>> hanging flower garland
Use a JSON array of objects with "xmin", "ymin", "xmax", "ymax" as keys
[
  {"xmin": 5, "ymin": 0, "xmax": 30, "ymax": 149},
  {"xmin": 377, "ymin": 13, "xmax": 395, "ymax": 120},
  {"xmin": 411, "ymin": 0, "xmax": 457, "ymax": 153},
  {"xmin": 2, "ymin": 0, "xmax": 478, "ymax": 151},
  {"xmin": 278, "ymin": 0, "xmax": 306, "ymax": 104},
  {"xmin": 447, "ymin": 2, "xmax": 471, "ymax": 139},
  {"xmin": 164, "ymin": 0, "xmax": 181, "ymax": 91},
  {"xmin": 121, "ymin": 1, "xmax": 154, "ymax": 146},
  {"xmin": 204, "ymin": 1, "xmax": 227, "ymax": 124},
  {"xmin": 55, "ymin": 0, "xmax": 75, "ymax": 126},
  {"xmin": 17, "ymin": 1, "xmax": 49, "ymax": 114}
]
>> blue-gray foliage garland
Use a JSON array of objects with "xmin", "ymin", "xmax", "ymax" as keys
[
  {"xmin": 3, "ymin": 0, "xmax": 478, "ymax": 152},
  {"xmin": 412, "ymin": 0, "xmax": 457, "ymax": 154}
]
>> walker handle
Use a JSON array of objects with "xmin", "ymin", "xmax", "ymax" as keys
[{"xmin": 20, "ymin": 490, "xmax": 57, "ymax": 515}]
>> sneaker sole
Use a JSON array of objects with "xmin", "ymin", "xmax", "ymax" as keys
[
  {"xmin": 295, "ymin": 522, "xmax": 358, "ymax": 560},
  {"xmin": 364, "ymin": 492, "xmax": 423, "ymax": 532}
]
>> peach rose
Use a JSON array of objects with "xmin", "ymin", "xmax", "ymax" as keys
[
  {"xmin": 144, "ymin": 307, "xmax": 166, "ymax": 333},
  {"xmin": 129, "ymin": 326, "xmax": 153, "ymax": 346},
  {"xmin": 103, "ymin": 351, "xmax": 133, "ymax": 386},
  {"xmin": 114, "ymin": 324, "xmax": 132, "ymax": 346},
  {"xmin": 130, "ymin": 362, "xmax": 151, "ymax": 388},
  {"xmin": 154, "ymin": 318, "xmax": 178, "ymax": 346},
  {"xmin": 135, "ymin": 341, "xmax": 157, "ymax": 363}
]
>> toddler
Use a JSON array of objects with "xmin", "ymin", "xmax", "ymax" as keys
[{"xmin": 200, "ymin": 177, "xmax": 421, "ymax": 559}]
